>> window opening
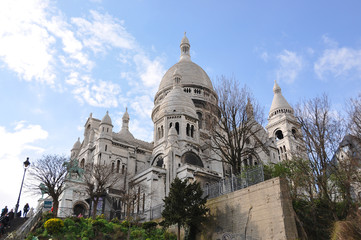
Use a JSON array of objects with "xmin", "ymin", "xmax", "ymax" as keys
[
  {"xmin": 175, "ymin": 122, "xmax": 179, "ymax": 135},
  {"xmin": 116, "ymin": 160, "xmax": 120, "ymax": 173}
]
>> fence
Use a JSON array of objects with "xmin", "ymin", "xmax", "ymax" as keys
[
  {"xmin": 145, "ymin": 166, "xmax": 264, "ymax": 221},
  {"xmin": 203, "ymin": 165, "xmax": 264, "ymax": 199}
]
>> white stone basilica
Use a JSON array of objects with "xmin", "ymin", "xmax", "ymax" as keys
[{"xmin": 58, "ymin": 34, "xmax": 304, "ymax": 219}]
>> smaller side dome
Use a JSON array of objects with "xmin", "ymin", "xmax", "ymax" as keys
[
  {"xmin": 159, "ymin": 85, "xmax": 197, "ymax": 119},
  {"xmin": 101, "ymin": 111, "xmax": 113, "ymax": 126},
  {"xmin": 72, "ymin": 137, "xmax": 81, "ymax": 150}
]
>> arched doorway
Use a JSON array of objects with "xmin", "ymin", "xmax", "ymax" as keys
[{"xmin": 73, "ymin": 203, "xmax": 87, "ymax": 217}]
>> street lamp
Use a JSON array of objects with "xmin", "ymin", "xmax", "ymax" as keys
[{"xmin": 15, "ymin": 157, "xmax": 30, "ymax": 217}]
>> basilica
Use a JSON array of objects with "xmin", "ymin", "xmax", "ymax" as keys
[{"xmin": 58, "ymin": 34, "xmax": 304, "ymax": 219}]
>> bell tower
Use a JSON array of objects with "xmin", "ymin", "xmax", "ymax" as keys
[{"xmin": 266, "ymin": 81, "xmax": 303, "ymax": 161}]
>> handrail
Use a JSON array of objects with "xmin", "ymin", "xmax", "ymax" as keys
[{"xmin": 5, "ymin": 206, "xmax": 43, "ymax": 240}]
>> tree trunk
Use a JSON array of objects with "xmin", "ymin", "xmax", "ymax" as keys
[
  {"xmin": 178, "ymin": 223, "xmax": 180, "ymax": 240},
  {"xmin": 92, "ymin": 198, "xmax": 99, "ymax": 219},
  {"xmin": 52, "ymin": 198, "xmax": 59, "ymax": 217}
]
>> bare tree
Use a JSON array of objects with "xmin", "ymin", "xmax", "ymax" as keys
[
  {"xmin": 27, "ymin": 154, "xmax": 68, "ymax": 216},
  {"xmin": 83, "ymin": 163, "xmax": 122, "ymax": 219},
  {"xmin": 295, "ymin": 95, "xmax": 345, "ymax": 210},
  {"xmin": 348, "ymin": 94, "xmax": 361, "ymax": 142},
  {"xmin": 210, "ymin": 76, "xmax": 264, "ymax": 174}
]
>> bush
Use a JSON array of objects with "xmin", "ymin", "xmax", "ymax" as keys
[
  {"xmin": 110, "ymin": 217, "xmax": 120, "ymax": 224},
  {"xmin": 121, "ymin": 220, "xmax": 130, "ymax": 228},
  {"xmin": 44, "ymin": 218, "xmax": 64, "ymax": 235},
  {"xmin": 142, "ymin": 221, "xmax": 158, "ymax": 230}
]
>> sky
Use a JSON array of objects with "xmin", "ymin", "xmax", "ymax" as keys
[{"xmin": 1, "ymin": 0, "xmax": 361, "ymax": 211}]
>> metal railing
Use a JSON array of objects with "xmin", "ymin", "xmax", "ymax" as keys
[
  {"xmin": 203, "ymin": 165, "xmax": 264, "ymax": 199},
  {"xmin": 5, "ymin": 206, "xmax": 43, "ymax": 240}
]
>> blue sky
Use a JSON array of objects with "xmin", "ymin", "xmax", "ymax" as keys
[{"xmin": 1, "ymin": 0, "xmax": 361, "ymax": 210}]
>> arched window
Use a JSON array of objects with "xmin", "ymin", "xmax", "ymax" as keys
[
  {"xmin": 280, "ymin": 147, "xmax": 283, "ymax": 153},
  {"xmin": 105, "ymin": 145, "xmax": 107, "ymax": 151},
  {"xmin": 116, "ymin": 160, "xmax": 120, "ymax": 173},
  {"xmin": 169, "ymin": 122, "xmax": 173, "ymax": 129},
  {"xmin": 275, "ymin": 130, "xmax": 284, "ymax": 140},
  {"xmin": 161, "ymin": 126, "xmax": 164, "ymax": 138},
  {"xmin": 98, "ymin": 153, "xmax": 102, "ymax": 161},
  {"xmin": 186, "ymin": 124, "xmax": 190, "ymax": 136},
  {"xmin": 111, "ymin": 162, "xmax": 115, "ymax": 172},
  {"xmin": 197, "ymin": 112, "xmax": 203, "ymax": 129},
  {"xmin": 191, "ymin": 125, "xmax": 194, "ymax": 138},
  {"xmin": 175, "ymin": 122, "xmax": 179, "ymax": 135},
  {"xmin": 122, "ymin": 165, "xmax": 125, "ymax": 174},
  {"xmin": 283, "ymin": 146, "xmax": 286, "ymax": 152},
  {"xmin": 248, "ymin": 155, "xmax": 253, "ymax": 166},
  {"xmin": 80, "ymin": 159, "xmax": 85, "ymax": 169}
]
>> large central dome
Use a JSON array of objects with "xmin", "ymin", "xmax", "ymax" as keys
[
  {"xmin": 157, "ymin": 33, "xmax": 214, "ymax": 92},
  {"xmin": 158, "ymin": 61, "xmax": 214, "ymax": 91}
]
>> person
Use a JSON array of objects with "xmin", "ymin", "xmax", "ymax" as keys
[
  {"xmin": 7, "ymin": 209, "xmax": 14, "ymax": 224},
  {"xmin": 1, "ymin": 206, "xmax": 8, "ymax": 217},
  {"xmin": 23, "ymin": 203, "xmax": 30, "ymax": 217}
]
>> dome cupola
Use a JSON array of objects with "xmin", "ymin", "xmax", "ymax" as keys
[
  {"xmin": 180, "ymin": 32, "xmax": 190, "ymax": 62},
  {"xmin": 101, "ymin": 111, "xmax": 113, "ymax": 126},
  {"xmin": 118, "ymin": 108, "xmax": 134, "ymax": 139},
  {"xmin": 269, "ymin": 81, "xmax": 294, "ymax": 119},
  {"xmin": 158, "ymin": 70, "xmax": 197, "ymax": 119},
  {"xmin": 72, "ymin": 137, "xmax": 81, "ymax": 150}
]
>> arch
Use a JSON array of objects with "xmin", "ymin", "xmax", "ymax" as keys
[
  {"xmin": 275, "ymin": 129, "xmax": 284, "ymax": 140},
  {"xmin": 186, "ymin": 123, "xmax": 190, "ymax": 136},
  {"xmin": 116, "ymin": 160, "xmax": 120, "ymax": 173},
  {"xmin": 73, "ymin": 201, "xmax": 88, "ymax": 217},
  {"xmin": 175, "ymin": 122, "xmax": 179, "ymax": 134},
  {"xmin": 151, "ymin": 154, "xmax": 164, "ymax": 168},
  {"xmin": 292, "ymin": 128, "xmax": 297, "ymax": 139},
  {"xmin": 111, "ymin": 162, "xmax": 115, "ymax": 172},
  {"xmin": 197, "ymin": 112, "xmax": 203, "ymax": 129},
  {"xmin": 191, "ymin": 125, "xmax": 194, "ymax": 138},
  {"xmin": 80, "ymin": 159, "xmax": 85, "ymax": 169},
  {"xmin": 181, "ymin": 151, "xmax": 204, "ymax": 167},
  {"xmin": 161, "ymin": 125, "xmax": 164, "ymax": 138}
]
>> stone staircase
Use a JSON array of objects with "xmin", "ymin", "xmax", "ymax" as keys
[{"xmin": 0, "ymin": 217, "xmax": 28, "ymax": 240}]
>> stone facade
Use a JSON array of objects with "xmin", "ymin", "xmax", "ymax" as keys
[{"xmin": 58, "ymin": 33, "xmax": 303, "ymax": 221}]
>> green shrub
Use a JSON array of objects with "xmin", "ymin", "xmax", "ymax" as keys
[
  {"xmin": 44, "ymin": 218, "xmax": 64, "ymax": 235},
  {"xmin": 142, "ymin": 221, "xmax": 158, "ymax": 230},
  {"xmin": 121, "ymin": 220, "xmax": 130, "ymax": 228},
  {"xmin": 130, "ymin": 228, "xmax": 145, "ymax": 239},
  {"xmin": 110, "ymin": 217, "xmax": 120, "ymax": 224},
  {"xmin": 163, "ymin": 231, "xmax": 177, "ymax": 240}
]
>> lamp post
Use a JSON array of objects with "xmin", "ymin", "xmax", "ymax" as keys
[{"xmin": 15, "ymin": 157, "xmax": 30, "ymax": 217}]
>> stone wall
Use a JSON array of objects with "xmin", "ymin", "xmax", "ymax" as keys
[{"xmin": 199, "ymin": 177, "xmax": 298, "ymax": 240}]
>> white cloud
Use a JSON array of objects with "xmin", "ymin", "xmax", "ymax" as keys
[
  {"xmin": 0, "ymin": 1, "xmax": 166, "ymax": 110},
  {"xmin": 66, "ymin": 72, "xmax": 121, "ymax": 107},
  {"xmin": 0, "ymin": 0, "xmax": 56, "ymax": 84},
  {"xmin": 130, "ymin": 95, "xmax": 154, "ymax": 119},
  {"xmin": 0, "ymin": 122, "xmax": 47, "ymax": 212},
  {"xmin": 71, "ymin": 10, "xmax": 135, "ymax": 54},
  {"xmin": 0, "ymin": 122, "xmax": 48, "ymax": 161},
  {"xmin": 134, "ymin": 54, "xmax": 165, "ymax": 88},
  {"xmin": 322, "ymin": 35, "xmax": 338, "ymax": 48},
  {"xmin": 314, "ymin": 47, "xmax": 361, "ymax": 80},
  {"xmin": 276, "ymin": 50, "xmax": 303, "ymax": 84}
]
